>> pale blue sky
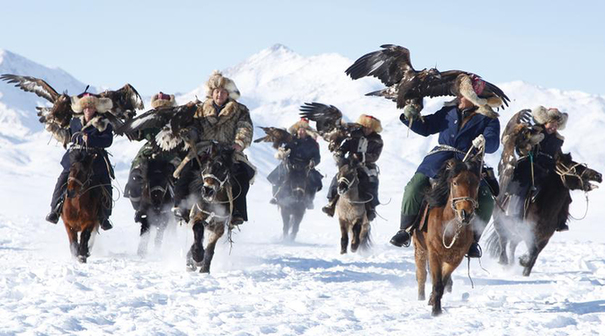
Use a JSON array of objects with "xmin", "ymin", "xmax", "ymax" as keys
[{"xmin": 2, "ymin": 0, "xmax": 604, "ymax": 96}]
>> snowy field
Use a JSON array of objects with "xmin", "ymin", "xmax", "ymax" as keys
[{"xmin": 1, "ymin": 46, "xmax": 605, "ymax": 335}]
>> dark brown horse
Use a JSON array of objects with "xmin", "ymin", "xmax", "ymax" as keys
[
  {"xmin": 335, "ymin": 161, "xmax": 371, "ymax": 254},
  {"xmin": 486, "ymin": 153, "xmax": 602, "ymax": 276},
  {"xmin": 186, "ymin": 143, "xmax": 234, "ymax": 273},
  {"xmin": 275, "ymin": 157, "xmax": 312, "ymax": 241},
  {"xmin": 62, "ymin": 150, "xmax": 105, "ymax": 263},
  {"xmin": 413, "ymin": 158, "xmax": 481, "ymax": 316}
]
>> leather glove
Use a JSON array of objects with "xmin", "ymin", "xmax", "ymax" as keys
[
  {"xmin": 275, "ymin": 147, "xmax": 290, "ymax": 160},
  {"xmin": 472, "ymin": 134, "xmax": 485, "ymax": 149},
  {"xmin": 403, "ymin": 104, "xmax": 420, "ymax": 121}
]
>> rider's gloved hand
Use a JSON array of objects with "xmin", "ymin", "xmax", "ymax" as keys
[{"xmin": 472, "ymin": 134, "xmax": 485, "ymax": 149}]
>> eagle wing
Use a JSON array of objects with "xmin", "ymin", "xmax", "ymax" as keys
[
  {"xmin": 345, "ymin": 44, "xmax": 413, "ymax": 86},
  {"xmin": 100, "ymin": 83, "xmax": 144, "ymax": 121},
  {"xmin": 0, "ymin": 74, "xmax": 60, "ymax": 103},
  {"xmin": 254, "ymin": 127, "xmax": 293, "ymax": 149},
  {"xmin": 422, "ymin": 71, "xmax": 510, "ymax": 108},
  {"xmin": 498, "ymin": 109, "xmax": 540, "ymax": 188},
  {"xmin": 299, "ymin": 102, "xmax": 351, "ymax": 151}
]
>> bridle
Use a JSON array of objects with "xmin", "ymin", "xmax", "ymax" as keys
[{"xmin": 555, "ymin": 161, "xmax": 588, "ymax": 190}]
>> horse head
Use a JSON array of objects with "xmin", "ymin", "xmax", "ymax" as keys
[
  {"xmin": 285, "ymin": 157, "xmax": 311, "ymax": 202},
  {"xmin": 145, "ymin": 159, "xmax": 174, "ymax": 210},
  {"xmin": 337, "ymin": 159, "xmax": 359, "ymax": 196},
  {"xmin": 556, "ymin": 153, "xmax": 603, "ymax": 192},
  {"xmin": 200, "ymin": 144, "xmax": 233, "ymax": 202},
  {"xmin": 67, "ymin": 150, "xmax": 96, "ymax": 198}
]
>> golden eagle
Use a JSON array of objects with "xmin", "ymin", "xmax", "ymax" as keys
[
  {"xmin": 1, "ymin": 74, "xmax": 145, "ymax": 143},
  {"xmin": 345, "ymin": 44, "xmax": 510, "ymax": 116},
  {"xmin": 253, "ymin": 127, "xmax": 293, "ymax": 149},
  {"xmin": 299, "ymin": 102, "xmax": 361, "ymax": 152}
]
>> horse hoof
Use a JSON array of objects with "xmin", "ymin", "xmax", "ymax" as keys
[
  {"xmin": 200, "ymin": 266, "xmax": 210, "ymax": 273},
  {"xmin": 519, "ymin": 255, "xmax": 529, "ymax": 267},
  {"xmin": 77, "ymin": 256, "xmax": 87, "ymax": 263},
  {"xmin": 418, "ymin": 294, "xmax": 425, "ymax": 301},
  {"xmin": 428, "ymin": 297, "xmax": 434, "ymax": 306},
  {"xmin": 431, "ymin": 308, "xmax": 442, "ymax": 316}
]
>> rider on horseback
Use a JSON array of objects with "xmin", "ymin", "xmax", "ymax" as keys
[
  {"xmin": 322, "ymin": 114, "xmax": 383, "ymax": 221},
  {"xmin": 268, "ymin": 118, "xmax": 323, "ymax": 208},
  {"xmin": 173, "ymin": 71, "xmax": 255, "ymax": 226},
  {"xmin": 45, "ymin": 92, "xmax": 115, "ymax": 230},
  {"xmin": 124, "ymin": 92, "xmax": 181, "ymax": 223},
  {"xmin": 505, "ymin": 106, "xmax": 567, "ymax": 230},
  {"xmin": 389, "ymin": 80, "xmax": 502, "ymax": 257}
]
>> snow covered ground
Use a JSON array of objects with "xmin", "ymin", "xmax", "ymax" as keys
[{"xmin": 1, "ymin": 45, "xmax": 605, "ymax": 335}]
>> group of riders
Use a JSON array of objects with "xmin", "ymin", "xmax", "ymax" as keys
[{"xmin": 43, "ymin": 71, "xmax": 571, "ymax": 257}]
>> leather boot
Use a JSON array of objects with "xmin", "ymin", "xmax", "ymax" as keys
[
  {"xmin": 467, "ymin": 231, "xmax": 482, "ymax": 258},
  {"xmin": 322, "ymin": 195, "xmax": 339, "ymax": 217},
  {"xmin": 389, "ymin": 214, "xmax": 416, "ymax": 247}
]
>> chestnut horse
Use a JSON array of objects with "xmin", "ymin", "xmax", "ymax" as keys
[
  {"xmin": 62, "ymin": 150, "xmax": 105, "ymax": 263},
  {"xmin": 486, "ymin": 152, "xmax": 602, "ymax": 276},
  {"xmin": 186, "ymin": 143, "xmax": 234, "ymax": 273},
  {"xmin": 413, "ymin": 158, "xmax": 481, "ymax": 316}
]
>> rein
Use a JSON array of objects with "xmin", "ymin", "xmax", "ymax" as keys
[{"xmin": 555, "ymin": 161, "xmax": 591, "ymax": 220}]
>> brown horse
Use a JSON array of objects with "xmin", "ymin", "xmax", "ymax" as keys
[
  {"xmin": 62, "ymin": 150, "xmax": 104, "ymax": 263},
  {"xmin": 335, "ymin": 161, "xmax": 371, "ymax": 254},
  {"xmin": 413, "ymin": 158, "xmax": 481, "ymax": 316},
  {"xmin": 486, "ymin": 152, "xmax": 602, "ymax": 276},
  {"xmin": 186, "ymin": 143, "xmax": 234, "ymax": 273}
]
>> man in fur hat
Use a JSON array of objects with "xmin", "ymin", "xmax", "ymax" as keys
[
  {"xmin": 124, "ymin": 92, "xmax": 181, "ymax": 222},
  {"xmin": 389, "ymin": 86, "xmax": 502, "ymax": 258},
  {"xmin": 505, "ymin": 106, "xmax": 568, "ymax": 230},
  {"xmin": 173, "ymin": 71, "xmax": 255, "ymax": 226},
  {"xmin": 45, "ymin": 92, "xmax": 115, "ymax": 230},
  {"xmin": 268, "ymin": 118, "xmax": 323, "ymax": 208},
  {"xmin": 322, "ymin": 114, "xmax": 383, "ymax": 221}
]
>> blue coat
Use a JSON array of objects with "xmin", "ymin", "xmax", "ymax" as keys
[
  {"xmin": 60, "ymin": 117, "xmax": 114, "ymax": 179},
  {"xmin": 401, "ymin": 105, "xmax": 500, "ymax": 178}
]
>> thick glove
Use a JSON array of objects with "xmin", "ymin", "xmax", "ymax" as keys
[
  {"xmin": 472, "ymin": 134, "xmax": 485, "ymax": 148},
  {"xmin": 275, "ymin": 147, "xmax": 290, "ymax": 160},
  {"xmin": 309, "ymin": 159, "xmax": 316, "ymax": 169},
  {"xmin": 403, "ymin": 104, "xmax": 420, "ymax": 121}
]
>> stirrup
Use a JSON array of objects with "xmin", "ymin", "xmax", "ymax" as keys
[{"xmin": 390, "ymin": 230, "xmax": 411, "ymax": 248}]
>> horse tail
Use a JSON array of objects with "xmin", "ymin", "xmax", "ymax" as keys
[{"xmin": 481, "ymin": 222, "xmax": 502, "ymax": 258}]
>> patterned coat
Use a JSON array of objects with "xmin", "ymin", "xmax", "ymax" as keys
[{"xmin": 193, "ymin": 98, "xmax": 256, "ymax": 179}]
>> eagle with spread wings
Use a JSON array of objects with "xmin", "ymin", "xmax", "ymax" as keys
[
  {"xmin": 345, "ymin": 44, "xmax": 510, "ymax": 117},
  {"xmin": 1, "ymin": 74, "xmax": 144, "ymax": 144},
  {"xmin": 116, "ymin": 100, "xmax": 200, "ymax": 152},
  {"xmin": 299, "ymin": 102, "xmax": 361, "ymax": 152},
  {"xmin": 253, "ymin": 127, "xmax": 293, "ymax": 149}
]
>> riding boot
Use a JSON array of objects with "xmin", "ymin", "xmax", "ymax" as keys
[
  {"xmin": 99, "ymin": 183, "xmax": 113, "ymax": 231},
  {"xmin": 270, "ymin": 185, "xmax": 278, "ymax": 205},
  {"xmin": 46, "ymin": 170, "xmax": 69, "ymax": 224},
  {"xmin": 365, "ymin": 180, "xmax": 379, "ymax": 221},
  {"xmin": 467, "ymin": 231, "xmax": 482, "ymax": 258},
  {"xmin": 322, "ymin": 176, "xmax": 338, "ymax": 217},
  {"xmin": 231, "ymin": 165, "xmax": 250, "ymax": 225},
  {"xmin": 556, "ymin": 222, "xmax": 570, "ymax": 232},
  {"xmin": 389, "ymin": 214, "xmax": 416, "ymax": 247}
]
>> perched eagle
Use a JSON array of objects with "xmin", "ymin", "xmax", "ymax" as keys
[
  {"xmin": 299, "ymin": 102, "xmax": 361, "ymax": 152},
  {"xmin": 254, "ymin": 127, "xmax": 293, "ymax": 149},
  {"xmin": 345, "ymin": 44, "xmax": 510, "ymax": 117},
  {"xmin": 116, "ymin": 101, "xmax": 199, "ymax": 152},
  {"xmin": 1, "ymin": 74, "xmax": 144, "ymax": 143},
  {"xmin": 498, "ymin": 109, "xmax": 545, "ymax": 189}
]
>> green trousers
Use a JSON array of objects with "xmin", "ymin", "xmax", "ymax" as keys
[{"xmin": 400, "ymin": 172, "xmax": 494, "ymax": 227}]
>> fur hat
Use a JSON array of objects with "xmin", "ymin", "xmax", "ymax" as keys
[
  {"xmin": 288, "ymin": 117, "xmax": 318, "ymax": 138},
  {"xmin": 356, "ymin": 114, "xmax": 382, "ymax": 133},
  {"xmin": 458, "ymin": 74, "xmax": 503, "ymax": 118},
  {"xmin": 151, "ymin": 92, "xmax": 177, "ymax": 108},
  {"xmin": 71, "ymin": 92, "xmax": 113, "ymax": 113},
  {"xmin": 204, "ymin": 70, "xmax": 240, "ymax": 100},
  {"xmin": 532, "ymin": 106, "xmax": 568, "ymax": 130}
]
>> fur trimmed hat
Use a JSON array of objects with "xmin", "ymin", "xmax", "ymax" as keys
[
  {"xmin": 532, "ymin": 106, "xmax": 568, "ymax": 130},
  {"xmin": 71, "ymin": 92, "xmax": 113, "ymax": 113},
  {"xmin": 288, "ymin": 117, "xmax": 318, "ymax": 138},
  {"xmin": 151, "ymin": 92, "xmax": 177, "ymax": 108},
  {"xmin": 204, "ymin": 70, "xmax": 240, "ymax": 100},
  {"xmin": 356, "ymin": 114, "xmax": 383, "ymax": 133},
  {"xmin": 458, "ymin": 74, "xmax": 503, "ymax": 118}
]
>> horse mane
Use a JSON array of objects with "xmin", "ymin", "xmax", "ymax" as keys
[{"xmin": 425, "ymin": 159, "xmax": 479, "ymax": 208}]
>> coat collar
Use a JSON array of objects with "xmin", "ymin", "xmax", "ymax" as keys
[
  {"xmin": 196, "ymin": 98, "xmax": 239, "ymax": 125},
  {"xmin": 77, "ymin": 115, "xmax": 109, "ymax": 132}
]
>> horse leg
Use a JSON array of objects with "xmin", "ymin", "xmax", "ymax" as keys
[
  {"xmin": 520, "ymin": 239, "xmax": 548, "ymax": 276},
  {"xmin": 428, "ymin": 253, "xmax": 444, "ymax": 316},
  {"xmin": 493, "ymin": 218, "xmax": 510, "ymax": 265},
  {"xmin": 77, "ymin": 224, "xmax": 95, "ymax": 263},
  {"xmin": 289, "ymin": 205, "xmax": 305, "ymax": 241},
  {"xmin": 350, "ymin": 218, "xmax": 362, "ymax": 253},
  {"xmin": 65, "ymin": 224, "xmax": 79, "ymax": 258},
  {"xmin": 186, "ymin": 221, "xmax": 205, "ymax": 271},
  {"xmin": 414, "ymin": 236, "xmax": 428, "ymax": 301},
  {"xmin": 154, "ymin": 216, "xmax": 168, "ymax": 252},
  {"xmin": 200, "ymin": 224, "xmax": 224, "ymax": 273},
  {"xmin": 509, "ymin": 237, "xmax": 520, "ymax": 266},
  {"xmin": 281, "ymin": 208, "xmax": 291, "ymax": 241},
  {"xmin": 444, "ymin": 274, "xmax": 453, "ymax": 294},
  {"xmin": 358, "ymin": 219, "xmax": 371, "ymax": 251},
  {"xmin": 137, "ymin": 216, "xmax": 150, "ymax": 257},
  {"xmin": 339, "ymin": 218, "xmax": 349, "ymax": 254}
]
